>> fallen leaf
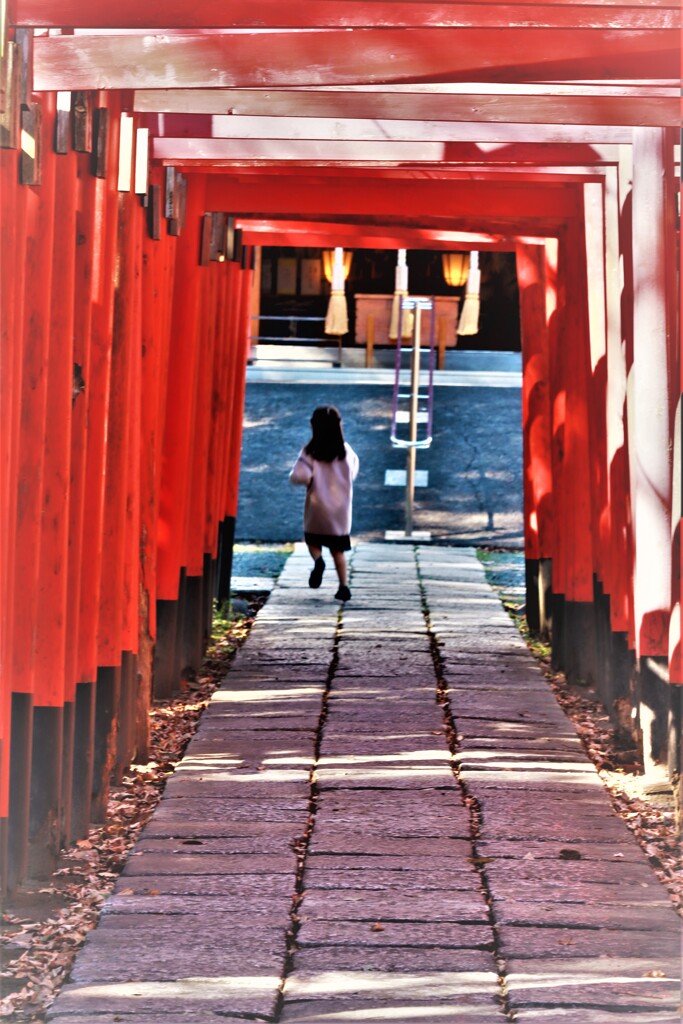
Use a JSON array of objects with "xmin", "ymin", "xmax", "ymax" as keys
[{"xmin": 371, "ymin": 922, "xmax": 385, "ymax": 932}]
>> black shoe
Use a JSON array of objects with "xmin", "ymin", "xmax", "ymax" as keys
[
  {"xmin": 335, "ymin": 585, "xmax": 351, "ymax": 602},
  {"xmin": 309, "ymin": 556, "xmax": 325, "ymax": 589}
]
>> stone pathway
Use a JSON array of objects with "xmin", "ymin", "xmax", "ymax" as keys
[{"xmin": 49, "ymin": 544, "xmax": 681, "ymax": 1024}]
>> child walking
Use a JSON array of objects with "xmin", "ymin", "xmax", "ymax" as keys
[{"xmin": 289, "ymin": 405, "xmax": 359, "ymax": 601}]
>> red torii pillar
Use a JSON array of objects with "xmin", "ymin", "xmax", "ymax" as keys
[
  {"xmin": 551, "ymin": 205, "xmax": 597, "ymax": 684},
  {"xmin": 138, "ymin": 167, "xmax": 177, "ymax": 754},
  {"xmin": 0, "ymin": 123, "xmax": 28, "ymax": 886},
  {"xmin": 72, "ymin": 92, "xmax": 121, "ymax": 839},
  {"xmin": 599, "ymin": 160, "xmax": 634, "ymax": 720},
  {"xmin": 7, "ymin": 94, "xmax": 58, "ymax": 885},
  {"xmin": 154, "ymin": 174, "xmax": 207, "ymax": 698},
  {"xmin": 629, "ymin": 127, "xmax": 677, "ymax": 774},
  {"xmin": 28, "ymin": 128, "xmax": 78, "ymax": 877},
  {"xmin": 517, "ymin": 239, "xmax": 553, "ymax": 639}
]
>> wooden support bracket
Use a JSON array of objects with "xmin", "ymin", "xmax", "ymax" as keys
[
  {"xmin": 71, "ymin": 90, "xmax": 92, "ymax": 152},
  {"xmin": 0, "ymin": 40, "xmax": 19, "ymax": 149},
  {"xmin": 14, "ymin": 28, "xmax": 32, "ymax": 109},
  {"xmin": 54, "ymin": 91, "xmax": 70, "ymax": 154},
  {"xmin": 19, "ymin": 100, "xmax": 41, "ymax": 184},
  {"xmin": 91, "ymin": 105, "xmax": 107, "ymax": 177},
  {"xmin": 199, "ymin": 212, "xmax": 212, "ymax": 266},
  {"xmin": 210, "ymin": 212, "xmax": 225, "ymax": 261},
  {"xmin": 147, "ymin": 181, "xmax": 161, "ymax": 239}
]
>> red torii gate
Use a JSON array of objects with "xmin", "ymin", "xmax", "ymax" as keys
[{"xmin": 0, "ymin": 0, "xmax": 680, "ymax": 888}]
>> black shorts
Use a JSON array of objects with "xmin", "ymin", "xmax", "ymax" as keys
[{"xmin": 304, "ymin": 532, "xmax": 351, "ymax": 553}]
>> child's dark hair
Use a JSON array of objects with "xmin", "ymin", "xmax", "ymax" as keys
[{"xmin": 305, "ymin": 406, "xmax": 347, "ymax": 462}]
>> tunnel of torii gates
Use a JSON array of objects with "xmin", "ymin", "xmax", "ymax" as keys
[{"xmin": 0, "ymin": 0, "xmax": 680, "ymax": 891}]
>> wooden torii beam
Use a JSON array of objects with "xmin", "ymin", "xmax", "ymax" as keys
[
  {"xmin": 14, "ymin": 0, "xmax": 681, "ymax": 30},
  {"xmin": 33, "ymin": 29, "xmax": 679, "ymax": 92},
  {"xmin": 135, "ymin": 87, "xmax": 678, "ymax": 130},
  {"xmin": 234, "ymin": 219, "xmax": 521, "ymax": 250}
]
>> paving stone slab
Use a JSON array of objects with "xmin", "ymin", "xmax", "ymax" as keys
[
  {"xmin": 303, "ymin": 868, "xmax": 483, "ymax": 894},
  {"xmin": 321, "ymin": 717, "xmax": 447, "ymax": 736},
  {"xmin": 453, "ymin": 720, "xmax": 578, "ymax": 742},
  {"xmin": 490, "ymin": 897, "xmax": 677, "ymax": 930},
  {"xmin": 336, "ymin": 655, "xmax": 436, "ymax": 673},
  {"xmin": 198, "ymin": 714, "xmax": 321, "ymax": 731},
  {"xmin": 303, "ymin": 853, "xmax": 475, "ymax": 875},
  {"xmin": 506, "ymin": 958, "xmax": 681, "ymax": 1011},
  {"xmin": 152, "ymin": 798, "xmax": 310, "ymax": 822},
  {"xmin": 333, "ymin": 667, "xmax": 436, "ymax": 680},
  {"xmin": 70, "ymin": 945, "xmax": 285, "ymax": 984},
  {"xmin": 140, "ymin": 817, "xmax": 304, "ymax": 838},
  {"xmin": 309, "ymin": 817, "xmax": 471, "ymax": 841},
  {"xmin": 461, "ymin": 770, "xmax": 603, "ymax": 790},
  {"xmin": 48, "ymin": 1016, "xmax": 251, "ymax": 1023},
  {"xmin": 498, "ymin": 925, "xmax": 680, "ymax": 961},
  {"xmin": 282, "ymin": 969, "xmax": 502, "ymax": 1004},
  {"xmin": 296, "ymin": 920, "xmax": 494, "ymax": 950},
  {"xmin": 232, "ymin": 650, "xmax": 334, "ymax": 665},
  {"xmin": 315, "ymin": 794, "xmax": 472, "ymax": 834},
  {"xmin": 440, "ymin": 654, "xmax": 539, "ymax": 671},
  {"xmin": 320, "ymin": 727, "xmax": 449, "ymax": 742},
  {"xmin": 448, "ymin": 699, "xmax": 568, "ymax": 726},
  {"xmin": 201, "ymin": 701, "xmax": 323, "ymax": 718},
  {"xmin": 315, "ymin": 767, "xmax": 457, "ymax": 790},
  {"xmin": 103, "ymin": 893, "xmax": 292, "ymax": 917},
  {"xmin": 316, "ymin": 741, "xmax": 451, "ymax": 763},
  {"xmin": 121, "ymin": 851, "xmax": 297, "ymax": 876},
  {"xmin": 186, "ymin": 731, "xmax": 316, "ymax": 757},
  {"xmin": 221, "ymin": 668, "xmax": 329, "ymax": 682},
  {"xmin": 135, "ymin": 836, "xmax": 299, "ymax": 856},
  {"xmin": 111, "ymin": 874, "xmax": 297, "ymax": 897},
  {"xmin": 49, "ymin": 976, "xmax": 280, "ymax": 1020},
  {"xmin": 455, "ymin": 752, "xmax": 595, "ymax": 772},
  {"xmin": 291, "ymin": 947, "xmax": 499, "ymax": 974},
  {"xmin": 340, "ymin": 620, "xmax": 428, "ymax": 633},
  {"xmin": 299, "ymin": 888, "xmax": 490, "ymax": 923},
  {"xmin": 512, "ymin": 1010, "xmax": 683, "ymax": 1024},
  {"xmin": 307, "ymin": 836, "xmax": 470, "ymax": 858},
  {"xmin": 208, "ymin": 694, "xmax": 321, "ymax": 711},
  {"xmin": 484, "ymin": 858, "xmax": 665, "ymax": 890},
  {"xmin": 284, "ymin": 998, "xmax": 506, "ymax": 1021},
  {"xmin": 164, "ymin": 777, "xmax": 310, "ymax": 799},
  {"xmin": 476, "ymin": 839, "xmax": 658, "ymax": 865},
  {"xmin": 457, "ymin": 737, "xmax": 584, "ymax": 755},
  {"xmin": 327, "ymin": 686, "xmax": 439, "ymax": 700},
  {"xmin": 444, "ymin": 673, "xmax": 550, "ymax": 692}
]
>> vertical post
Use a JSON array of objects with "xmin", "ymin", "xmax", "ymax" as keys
[
  {"xmin": 155, "ymin": 174, "xmax": 207, "ymax": 696},
  {"xmin": 437, "ymin": 315, "xmax": 447, "ymax": 371},
  {"xmin": 29, "ymin": 128, "xmax": 78, "ymax": 877},
  {"xmin": 604, "ymin": 160, "xmax": 631, "ymax": 638},
  {"xmin": 365, "ymin": 314, "xmax": 374, "ymax": 369},
  {"xmin": 558, "ymin": 213, "xmax": 597, "ymax": 685},
  {"xmin": 629, "ymin": 128, "xmax": 676, "ymax": 773},
  {"xmin": 517, "ymin": 240, "xmax": 553, "ymax": 637},
  {"xmin": 215, "ymin": 260, "xmax": 241, "ymax": 607},
  {"xmin": 405, "ymin": 301, "xmax": 422, "ymax": 538},
  {"xmin": 0, "ymin": 135, "xmax": 27, "ymax": 883},
  {"xmin": 10, "ymin": 92, "xmax": 57, "ymax": 886},
  {"xmin": 630, "ymin": 128, "xmax": 673, "ymax": 660},
  {"xmin": 73, "ymin": 92, "xmax": 121, "ymax": 838}
]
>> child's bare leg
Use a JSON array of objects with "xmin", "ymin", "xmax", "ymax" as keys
[
  {"xmin": 331, "ymin": 550, "xmax": 347, "ymax": 586},
  {"xmin": 307, "ymin": 544, "xmax": 325, "ymax": 588}
]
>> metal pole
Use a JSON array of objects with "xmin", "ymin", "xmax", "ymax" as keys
[{"xmin": 405, "ymin": 303, "xmax": 421, "ymax": 536}]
